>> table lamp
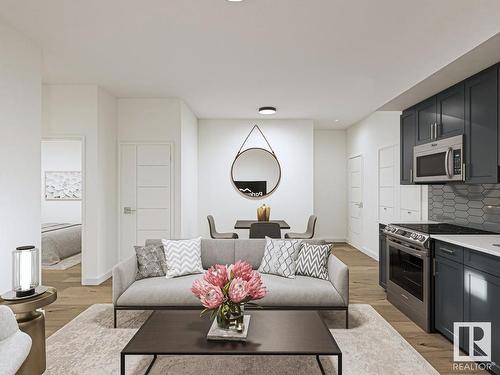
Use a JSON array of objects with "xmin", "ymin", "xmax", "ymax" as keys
[{"xmin": 12, "ymin": 246, "xmax": 39, "ymax": 298}]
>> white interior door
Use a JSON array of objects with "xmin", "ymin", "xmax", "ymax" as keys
[
  {"xmin": 119, "ymin": 143, "xmax": 172, "ymax": 260},
  {"xmin": 348, "ymin": 155, "xmax": 363, "ymax": 248}
]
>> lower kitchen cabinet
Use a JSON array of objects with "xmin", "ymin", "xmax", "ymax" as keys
[
  {"xmin": 463, "ymin": 266, "xmax": 500, "ymax": 374},
  {"xmin": 434, "ymin": 256, "xmax": 464, "ymax": 342},
  {"xmin": 433, "ymin": 243, "xmax": 500, "ymax": 374},
  {"xmin": 379, "ymin": 224, "xmax": 387, "ymax": 290}
]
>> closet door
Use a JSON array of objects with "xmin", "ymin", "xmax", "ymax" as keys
[{"xmin": 119, "ymin": 143, "xmax": 173, "ymax": 260}]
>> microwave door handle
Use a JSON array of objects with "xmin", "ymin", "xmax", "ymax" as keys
[{"xmin": 445, "ymin": 147, "xmax": 452, "ymax": 177}]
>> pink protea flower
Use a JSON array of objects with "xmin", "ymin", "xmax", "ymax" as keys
[
  {"xmin": 228, "ymin": 277, "xmax": 248, "ymax": 303},
  {"xmin": 191, "ymin": 279, "xmax": 224, "ymax": 309},
  {"xmin": 232, "ymin": 260, "xmax": 253, "ymax": 281},
  {"xmin": 246, "ymin": 271, "xmax": 267, "ymax": 300},
  {"xmin": 204, "ymin": 264, "xmax": 229, "ymax": 288}
]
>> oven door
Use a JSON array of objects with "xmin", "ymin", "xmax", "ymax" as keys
[
  {"xmin": 413, "ymin": 135, "xmax": 463, "ymax": 183},
  {"xmin": 387, "ymin": 239, "xmax": 425, "ymax": 300}
]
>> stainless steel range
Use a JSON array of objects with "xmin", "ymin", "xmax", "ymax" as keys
[{"xmin": 383, "ymin": 223, "xmax": 493, "ymax": 332}]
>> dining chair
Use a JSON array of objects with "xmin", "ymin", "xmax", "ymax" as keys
[
  {"xmin": 207, "ymin": 215, "xmax": 239, "ymax": 239},
  {"xmin": 249, "ymin": 222, "xmax": 281, "ymax": 239},
  {"xmin": 285, "ymin": 215, "xmax": 317, "ymax": 239}
]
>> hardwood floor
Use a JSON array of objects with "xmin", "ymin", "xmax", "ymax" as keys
[{"xmin": 42, "ymin": 244, "xmax": 485, "ymax": 374}]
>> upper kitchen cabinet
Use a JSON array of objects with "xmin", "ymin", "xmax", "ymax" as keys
[
  {"xmin": 436, "ymin": 82, "xmax": 465, "ymax": 139},
  {"xmin": 464, "ymin": 65, "xmax": 499, "ymax": 183},
  {"xmin": 415, "ymin": 97, "xmax": 437, "ymax": 145},
  {"xmin": 400, "ymin": 108, "xmax": 416, "ymax": 184}
]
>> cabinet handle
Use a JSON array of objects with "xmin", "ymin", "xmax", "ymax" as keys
[
  {"xmin": 435, "ymin": 122, "xmax": 439, "ymax": 139},
  {"xmin": 430, "ymin": 123, "xmax": 433, "ymax": 140},
  {"xmin": 410, "ymin": 168, "xmax": 413, "ymax": 183},
  {"xmin": 441, "ymin": 248, "xmax": 455, "ymax": 255},
  {"xmin": 462, "ymin": 163, "xmax": 466, "ymax": 181}
]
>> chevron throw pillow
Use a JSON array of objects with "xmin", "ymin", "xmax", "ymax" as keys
[
  {"xmin": 295, "ymin": 243, "xmax": 331, "ymax": 280},
  {"xmin": 258, "ymin": 238, "xmax": 302, "ymax": 278},
  {"xmin": 162, "ymin": 237, "xmax": 204, "ymax": 278}
]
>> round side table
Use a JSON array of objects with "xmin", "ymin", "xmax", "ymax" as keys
[{"xmin": 0, "ymin": 286, "xmax": 57, "ymax": 375}]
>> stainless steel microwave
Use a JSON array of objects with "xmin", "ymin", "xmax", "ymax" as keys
[{"xmin": 413, "ymin": 135, "xmax": 464, "ymax": 183}]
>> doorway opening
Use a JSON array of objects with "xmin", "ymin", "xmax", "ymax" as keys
[{"xmin": 41, "ymin": 138, "xmax": 84, "ymax": 286}]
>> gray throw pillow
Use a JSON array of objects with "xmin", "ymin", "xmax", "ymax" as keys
[
  {"xmin": 134, "ymin": 244, "xmax": 168, "ymax": 280},
  {"xmin": 295, "ymin": 243, "xmax": 331, "ymax": 280},
  {"xmin": 258, "ymin": 238, "xmax": 302, "ymax": 278}
]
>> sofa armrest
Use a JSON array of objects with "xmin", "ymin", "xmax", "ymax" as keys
[
  {"xmin": 112, "ymin": 255, "xmax": 137, "ymax": 305},
  {"xmin": 327, "ymin": 254, "xmax": 349, "ymax": 307}
]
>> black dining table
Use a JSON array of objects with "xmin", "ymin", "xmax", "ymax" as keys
[{"xmin": 234, "ymin": 220, "xmax": 290, "ymax": 230}]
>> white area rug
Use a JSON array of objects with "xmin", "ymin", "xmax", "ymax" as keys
[
  {"xmin": 42, "ymin": 253, "xmax": 81, "ymax": 270},
  {"xmin": 45, "ymin": 304, "xmax": 438, "ymax": 375}
]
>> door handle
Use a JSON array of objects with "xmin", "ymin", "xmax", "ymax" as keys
[
  {"xmin": 123, "ymin": 207, "xmax": 136, "ymax": 214},
  {"xmin": 356, "ymin": 202, "xmax": 364, "ymax": 208}
]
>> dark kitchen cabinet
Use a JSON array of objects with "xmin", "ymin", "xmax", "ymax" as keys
[
  {"xmin": 464, "ymin": 65, "xmax": 499, "ymax": 183},
  {"xmin": 400, "ymin": 109, "xmax": 416, "ymax": 185},
  {"xmin": 415, "ymin": 96, "xmax": 437, "ymax": 145},
  {"xmin": 379, "ymin": 224, "xmax": 387, "ymax": 290},
  {"xmin": 463, "ymin": 266, "xmax": 500, "ymax": 374},
  {"xmin": 434, "ymin": 256, "xmax": 464, "ymax": 342},
  {"xmin": 436, "ymin": 82, "xmax": 465, "ymax": 139}
]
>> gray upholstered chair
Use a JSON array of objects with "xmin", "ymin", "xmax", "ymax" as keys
[
  {"xmin": 0, "ymin": 305, "xmax": 32, "ymax": 375},
  {"xmin": 285, "ymin": 215, "xmax": 317, "ymax": 239},
  {"xmin": 249, "ymin": 222, "xmax": 281, "ymax": 239},
  {"xmin": 207, "ymin": 215, "xmax": 238, "ymax": 239}
]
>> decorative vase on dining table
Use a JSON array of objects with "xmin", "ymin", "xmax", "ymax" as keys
[{"xmin": 257, "ymin": 204, "xmax": 271, "ymax": 221}]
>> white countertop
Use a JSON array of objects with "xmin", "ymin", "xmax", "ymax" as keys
[{"xmin": 431, "ymin": 234, "xmax": 500, "ymax": 258}]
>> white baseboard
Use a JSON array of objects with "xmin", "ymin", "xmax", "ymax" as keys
[
  {"xmin": 347, "ymin": 241, "xmax": 379, "ymax": 261},
  {"xmin": 361, "ymin": 246, "xmax": 379, "ymax": 261},
  {"xmin": 319, "ymin": 237, "xmax": 347, "ymax": 243},
  {"xmin": 82, "ymin": 269, "xmax": 111, "ymax": 286}
]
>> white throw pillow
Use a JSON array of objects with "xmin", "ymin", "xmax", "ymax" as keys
[
  {"xmin": 162, "ymin": 237, "xmax": 203, "ymax": 278},
  {"xmin": 258, "ymin": 237, "xmax": 302, "ymax": 278}
]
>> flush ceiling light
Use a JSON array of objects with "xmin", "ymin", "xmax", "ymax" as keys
[
  {"xmin": 259, "ymin": 107, "xmax": 277, "ymax": 115},
  {"xmin": 226, "ymin": 0, "xmax": 244, "ymax": 2}
]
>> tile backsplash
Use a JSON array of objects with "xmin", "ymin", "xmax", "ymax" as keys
[{"xmin": 428, "ymin": 184, "xmax": 500, "ymax": 233}]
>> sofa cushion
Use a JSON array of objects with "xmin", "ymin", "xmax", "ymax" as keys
[
  {"xmin": 234, "ymin": 239, "xmax": 266, "ymax": 268},
  {"xmin": 258, "ymin": 274, "xmax": 345, "ymax": 307},
  {"xmin": 116, "ymin": 274, "xmax": 202, "ymax": 307},
  {"xmin": 200, "ymin": 239, "xmax": 235, "ymax": 268}
]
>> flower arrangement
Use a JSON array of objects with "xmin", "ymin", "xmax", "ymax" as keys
[{"xmin": 191, "ymin": 260, "xmax": 266, "ymax": 330}]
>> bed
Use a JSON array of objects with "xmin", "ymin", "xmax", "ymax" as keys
[{"xmin": 41, "ymin": 223, "xmax": 82, "ymax": 267}]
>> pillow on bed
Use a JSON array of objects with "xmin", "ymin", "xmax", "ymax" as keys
[{"xmin": 134, "ymin": 244, "xmax": 168, "ymax": 280}]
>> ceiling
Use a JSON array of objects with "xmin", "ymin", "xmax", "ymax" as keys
[{"xmin": 1, "ymin": 0, "xmax": 500, "ymax": 129}]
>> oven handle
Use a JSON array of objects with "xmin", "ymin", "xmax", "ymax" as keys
[
  {"xmin": 387, "ymin": 239, "xmax": 425, "ymax": 259},
  {"xmin": 445, "ymin": 147, "xmax": 452, "ymax": 178}
]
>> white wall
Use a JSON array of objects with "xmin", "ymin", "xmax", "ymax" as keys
[
  {"xmin": 97, "ymin": 88, "xmax": 118, "ymax": 277},
  {"xmin": 314, "ymin": 129, "xmax": 347, "ymax": 241},
  {"xmin": 346, "ymin": 111, "xmax": 428, "ymax": 259},
  {"xmin": 117, "ymin": 98, "xmax": 182, "ymax": 237},
  {"xmin": 41, "ymin": 140, "xmax": 82, "ymax": 223},
  {"xmin": 0, "ymin": 21, "xmax": 42, "ymax": 293},
  {"xmin": 198, "ymin": 119, "xmax": 314, "ymax": 238},
  {"xmin": 42, "ymin": 84, "xmax": 118, "ymax": 284},
  {"xmin": 180, "ymin": 101, "xmax": 199, "ymax": 237}
]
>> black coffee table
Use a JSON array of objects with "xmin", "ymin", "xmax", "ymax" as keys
[{"xmin": 121, "ymin": 310, "xmax": 342, "ymax": 375}]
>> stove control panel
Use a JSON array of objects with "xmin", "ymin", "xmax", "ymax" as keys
[{"xmin": 383, "ymin": 225, "xmax": 429, "ymax": 246}]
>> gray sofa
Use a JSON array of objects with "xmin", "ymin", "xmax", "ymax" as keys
[{"xmin": 112, "ymin": 239, "xmax": 349, "ymax": 328}]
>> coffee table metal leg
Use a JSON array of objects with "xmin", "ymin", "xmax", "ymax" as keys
[
  {"xmin": 338, "ymin": 353, "xmax": 342, "ymax": 375},
  {"xmin": 144, "ymin": 354, "xmax": 157, "ymax": 375},
  {"xmin": 316, "ymin": 355, "xmax": 326, "ymax": 375},
  {"xmin": 121, "ymin": 353, "xmax": 125, "ymax": 375}
]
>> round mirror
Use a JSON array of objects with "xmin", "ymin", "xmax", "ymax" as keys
[{"xmin": 231, "ymin": 148, "xmax": 281, "ymax": 199}]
